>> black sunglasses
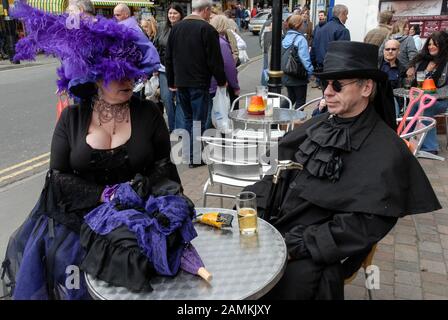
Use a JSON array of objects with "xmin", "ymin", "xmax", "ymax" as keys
[
  {"xmin": 321, "ymin": 79, "xmax": 358, "ymax": 92},
  {"xmin": 384, "ymin": 48, "xmax": 398, "ymax": 51}
]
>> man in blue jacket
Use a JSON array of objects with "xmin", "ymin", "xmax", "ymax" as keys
[{"xmin": 311, "ymin": 4, "xmax": 350, "ymax": 75}]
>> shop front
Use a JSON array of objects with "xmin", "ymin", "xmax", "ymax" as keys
[
  {"xmin": 91, "ymin": 0, "xmax": 155, "ymax": 18},
  {"xmin": 381, "ymin": 0, "xmax": 448, "ymax": 38}
]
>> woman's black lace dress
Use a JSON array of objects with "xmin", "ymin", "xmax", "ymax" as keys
[{"xmin": 2, "ymin": 96, "xmax": 180, "ymax": 299}]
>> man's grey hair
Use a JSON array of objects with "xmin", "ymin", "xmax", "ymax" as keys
[
  {"xmin": 67, "ymin": 0, "xmax": 95, "ymax": 15},
  {"xmin": 192, "ymin": 0, "xmax": 213, "ymax": 11},
  {"xmin": 76, "ymin": 0, "xmax": 94, "ymax": 14},
  {"xmin": 115, "ymin": 3, "xmax": 131, "ymax": 16},
  {"xmin": 333, "ymin": 4, "xmax": 348, "ymax": 18}
]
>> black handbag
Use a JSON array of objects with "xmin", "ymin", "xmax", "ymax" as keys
[{"xmin": 281, "ymin": 34, "xmax": 308, "ymax": 80}]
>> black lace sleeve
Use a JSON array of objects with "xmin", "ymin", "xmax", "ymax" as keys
[
  {"xmin": 51, "ymin": 170, "xmax": 103, "ymax": 212},
  {"xmin": 49, "ymin": 107, "xmax": 104, "ymax": 209}
]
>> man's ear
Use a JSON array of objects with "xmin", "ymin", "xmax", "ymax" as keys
[{"xmin": 361, "ymin": 79, "xmax": 374, "ymax": 98}]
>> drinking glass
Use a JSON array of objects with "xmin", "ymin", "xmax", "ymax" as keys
[
  {"xmin": 235, "ymin": 191, "xmax": 258, "ymax": 235},
  {"xmin": 416, "ymin": 71, "xmax": 425, "ymax": 88}
]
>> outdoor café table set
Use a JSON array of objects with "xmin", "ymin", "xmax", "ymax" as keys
[
  {"xmin": 85, "ymin": 208, "xmax": 288, "ymax": 300},
  {"xmin": 228, "ymin": 89, "xmax": 307, "ymax": 142}
]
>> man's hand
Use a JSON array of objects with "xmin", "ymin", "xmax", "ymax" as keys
[
  {"xmin": 169, "ymin": 87, "xmax": 177, "ymax": 92},
  {"xmin": 318, "ymin": 98, "xmax": 326, "ymax": 111},
  {"xmin": 234, "ymin": 89, "xmax": 240, "ymax": 96}
]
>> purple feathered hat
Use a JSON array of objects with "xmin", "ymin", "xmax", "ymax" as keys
[{"xmin": 11, "ymin": 1, "xmax": 148, "ymax": 96}]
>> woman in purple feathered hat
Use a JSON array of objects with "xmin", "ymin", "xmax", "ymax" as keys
[{"xmin": 0, "ymin": 1, "xmax": 195, "ymax": 300}]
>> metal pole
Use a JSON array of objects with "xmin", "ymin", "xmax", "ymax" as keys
[
  {"xmin": 2, "ymin": 0, "xmax": 19, "ymax": 64},
  {"xmin": 267, "ymin": 0, "xmax": 282, "ymax": 94}
]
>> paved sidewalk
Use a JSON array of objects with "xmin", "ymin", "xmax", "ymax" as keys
[{"xmin": 181, "ymin": 57, "xmax": 448, "ymax": 300}]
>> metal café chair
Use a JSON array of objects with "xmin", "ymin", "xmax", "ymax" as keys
[
  {"xmin": 296, "ymin": 96, "xmax": 323, "ymax": 111},
  {"xmin": 398, "ymin": 116, "xmax": 444, "ymax": 161},
  {"xmin": 200, "ymin": 136, "xmax": 269, "ymax": 207}
]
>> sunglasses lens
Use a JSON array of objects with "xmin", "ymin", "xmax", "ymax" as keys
[
  {"xmin": 321, "ymin": 80, "xmax": 342, "ymax": 92},
  {"xmin": 332, "ymin": 80, "xmax": 342, "ymax": 92}
]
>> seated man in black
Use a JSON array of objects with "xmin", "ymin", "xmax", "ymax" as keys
[{"xmin": 246, "ymin": 41, "xmax": 441, "ymax": 300}]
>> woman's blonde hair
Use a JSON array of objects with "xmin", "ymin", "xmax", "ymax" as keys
[
  {"xmin": 287, "ymin": 14, "xmax": 303, "ymax": 31},
  {"xmin": 210, "ymin": 15, "xmax": 230, "ymax": 34},
  {"xmin": 141, "ymin": 16, "xmax": 157, "ymax": 39},
  {"xmin": 391, "ymin": 18, "xmax": 409, "ymax": 35}
]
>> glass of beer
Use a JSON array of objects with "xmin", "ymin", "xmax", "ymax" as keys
[
  {"xmin": 416, "ymin": 71, "xmax": 425, "ymax": 88},
  {"xmin": 235, "ymin": 191, "xmax": 258, "ymax": 235}
]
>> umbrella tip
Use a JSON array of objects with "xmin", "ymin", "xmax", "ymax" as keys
[{"xmin": 198, "ymin": 267, "xmax": 213, "ymax": 282}]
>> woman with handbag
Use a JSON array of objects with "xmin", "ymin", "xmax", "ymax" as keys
[
  {"xmin": 206, "ymin": 15, "xmax": 240, "ymax": 129},
  {"xmin": 281, "ymin": 15, "xmax": 313, "ymax": 109}
]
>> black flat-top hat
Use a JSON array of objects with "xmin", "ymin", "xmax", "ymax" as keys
[{"xmin": 315, "ymin": 41, "xmax": 388, "ymax": 82}]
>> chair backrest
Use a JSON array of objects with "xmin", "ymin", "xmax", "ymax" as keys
[
  {"xmin": 296, "ymin": 96, "xmax": 323, "ymax": 113},
  {"xmin": 231, "ymin": 92, "xmax": 293, "ymax": 112},
  {"xmin": 201, "ymin": 136, "xmax": 266, "ymax": 184},
  {"xmin": 398, "ymin": 116, "xmax": 436, "ymax": 156},
  {"xmin": 230, "ymin": 92, "xmax": 294, "ymax": 135}
]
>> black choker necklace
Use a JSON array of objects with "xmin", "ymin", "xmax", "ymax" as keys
[{"xmin": 92, "ymin": 98, "xmax": 130, "ymax": 135}]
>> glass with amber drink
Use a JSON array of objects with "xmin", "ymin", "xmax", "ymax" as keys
[
  {"xmin": 416, "ymin": 71, "xmax": 425, "ymax": 88},
  {"xmin": 235, "ymin": 191, "xmax": 258, "ymax": 235}
]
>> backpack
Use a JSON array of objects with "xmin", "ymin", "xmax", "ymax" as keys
[{"xmin": 281, "ymin": 34, "xmax": 308, "ymax": 80}]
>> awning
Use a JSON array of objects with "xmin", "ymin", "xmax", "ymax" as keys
[
  {"xmin": 91, "ymin": 0, "xmax": 154, "ymax": 7},
  {"xmin": 27, "ymin": 0, "xmax": 68, "ymax": 14}
]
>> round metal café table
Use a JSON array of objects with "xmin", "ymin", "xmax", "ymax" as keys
[
  {"xmin": 229, "ymin": 108, "xmax": 307, "ymax": 142},
  {"xmin": 393, "ymin": 87, "xmax": 448, "ymax": 101},
  {"xmin": 85, "ymin": 208, "xmax": 287, "ymax": 300}
]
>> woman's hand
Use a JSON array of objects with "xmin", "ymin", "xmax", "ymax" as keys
[
  {"xmin": 426, "ymin": 61, "xmax": 437, "ymax": 72},
  {"xmin": 406, "ymin": 67, "xmax": 415, "ymax": 78}
]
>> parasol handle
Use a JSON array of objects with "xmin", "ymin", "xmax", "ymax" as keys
[{"xmin": 197, "ymin": 267, "xmax": 213, "ymax": 282}]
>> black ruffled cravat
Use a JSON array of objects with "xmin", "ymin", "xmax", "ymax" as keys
[{"xmin": 295, "ymin": 115, "xmax": 355, "ymax": 182}]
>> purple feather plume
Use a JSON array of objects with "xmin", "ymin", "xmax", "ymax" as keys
[{"xmin": 11, "ymin": 1, "xmax": 146, "ymax": 92}]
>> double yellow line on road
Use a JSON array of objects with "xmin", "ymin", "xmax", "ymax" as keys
[{"xmin": 0, "ymin": 153, "xmax": 50, "ymax": 184}]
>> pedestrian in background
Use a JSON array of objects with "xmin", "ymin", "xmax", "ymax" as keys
[
  {"xmin": 208, "ymin": 15, "xmax": 240, "ymax": 127},
  {"xmin": 281, "ymin": 14, "xmax": 313, "ymax": 109},
  {"xmin": 141, "ymin": 16, "xmax": 158, "ymax": 42},
  {"xmin": 409, "ymin": 24, "xmax": 423, "ymax": 51},
  {"xmin": 379, "ymin": 18, "xmax": 417, "ymax": 68},
  {"xmin": 364, "ymin": 10, "xmax": 393, "ymax": 47},
  {"xmin": 166, "ymin": 0, "xmax": 226, "ymax": 168},
  {"xmin": 311, "ymin": 4, "xmax": 350, "ymax": 81},
  {"xmin": 310, "ymin": 10, "xmax": 327, "ymax": 88},
  {"xmin": 298, "ymin": 9, "xmax": 313, "ymax": 46},
  {"xmin": 235, "ymin": 3, "xmax": 243, "ymax": 31},
  {"xmin": 251, "ymin": 6, "xmax": 257, "ymax": 17},
  {"xmin": 154, "ymin": 3, "xmax": 185, "ymax": 132}
]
